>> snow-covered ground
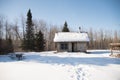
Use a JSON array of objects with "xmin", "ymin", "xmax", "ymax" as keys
[{"xmin": 0, "ymin": 50, "xmax": 120, "ymax": 80}]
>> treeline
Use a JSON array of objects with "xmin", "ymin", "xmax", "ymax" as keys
[
  {"xmin": 0, "ymin": 9, "xmax": 62, "ymax": 54},
  {"xmin": 0, "ymin": 9, "xmax": 120, "ymax": 54},
  {"xmin": 88, "ymin": 28, "xmax": 120, "ymax": 49}
]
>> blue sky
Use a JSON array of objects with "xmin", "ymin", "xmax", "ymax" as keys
[{"xmin": 0, "ymin": 0, "xmax": 120, "ymax": 31}]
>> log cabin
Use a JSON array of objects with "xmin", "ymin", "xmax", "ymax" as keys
[{"xmin": 54, "ymin": 32, "xmax": 89, "ymax": 52}]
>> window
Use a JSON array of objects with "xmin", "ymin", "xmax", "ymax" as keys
[{"xmin": 60, "ymin": 43, "xmax": 68, "ymax": 50}]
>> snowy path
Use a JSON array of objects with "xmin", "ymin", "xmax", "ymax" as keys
[{"xmin": 0, "ymin": 50, "xmax": 120, "ymax": 80}]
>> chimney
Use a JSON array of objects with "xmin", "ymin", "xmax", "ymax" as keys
[{"xmin": 79, "ymin": 27, "xmax": 81, "ymax": 33}]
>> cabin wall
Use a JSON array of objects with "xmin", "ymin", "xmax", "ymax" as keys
[
  {"xmin": 56, "ymin": 42, "xmax": 88, "ymax": 52},
  {"xmin": 56, "ymin": 42, "xmax": 70, "ymax": 52},
  {"xmin": 76, "ymin": 42, "xmax": 87, "ymax": 52},
  {"xmin": 68, "ymin": 42, "xmax": 72, "ymax": 52}
]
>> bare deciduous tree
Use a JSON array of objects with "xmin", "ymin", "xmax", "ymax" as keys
[
  {"xmin": 88, "ymin": 28, "xmax": 94, "ymax": 49},
  {"xmin": 21, "ymin": 15, "xmax": 26, "ymax": 38},
  {"xmin": 47, "ymin": 25, "xmax": 59, "ymax": 50},
  {"xmin": 114, "ymin": 30, "xmax": 118, "ymax": 43}
]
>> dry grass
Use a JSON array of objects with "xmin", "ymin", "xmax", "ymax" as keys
[{"xmin": 110, "ymin": 54, "xmax": 120, "ymax": 58}]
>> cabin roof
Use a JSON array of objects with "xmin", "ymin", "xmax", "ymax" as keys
[{"xmin": 54, "ymin": 32, "xmax": 89, "ymax": 42}]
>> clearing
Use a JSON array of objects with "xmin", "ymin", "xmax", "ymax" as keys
[{"xmin": 0, "ymin": 50, "xmax": 120, "ymax": 80}]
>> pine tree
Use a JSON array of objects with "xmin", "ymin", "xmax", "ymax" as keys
[
  {"xmin": 0, "ymin": 38, "xmax": 2, "ymax": 54},
  {"xmin": 6, "ymin": 38, "xmax": 14, "ymax": 53},
  {"xmin": 62, "ymin": 21, "xmax": 70, "ymax": 32},
  {"xmin": 35, "ymin": 30, "xmax": 45, "ymax": 51},
  {"xmin": 22, "ymin": 9, "xmax": 35, "ymax": 51}
]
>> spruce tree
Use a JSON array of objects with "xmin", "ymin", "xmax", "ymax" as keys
[
  {"xmin": 35, "ymin": 30, "xmax": 45, "ymax": 51},
  {"xmin": 62, "ymin": 21, "xmax": 70, "ymax": 32},
  {"xmin": 22, "ymin": 9, "xmax": 35, "ymax": 51},
  {"xmin": 6, "ymin": 38, "xmax": 14, "ymax": 53},
  {"xmin": 0, "ymin": 39, "xmax": 2, "ymax": 54}
]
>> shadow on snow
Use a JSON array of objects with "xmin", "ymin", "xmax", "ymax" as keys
[
  {"xmin": 24, "ymin": 55, "xmax": 120, "ymax": 66},
  {"xmin": 87, "ymin": 50, "xmax": 110, "ymax": 54},
  {"xmin": 0, "ymin": 50, "xmax": 120, "ymax": 66}
]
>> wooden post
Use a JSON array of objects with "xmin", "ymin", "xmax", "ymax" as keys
[{"xmin": 110, "ymin": 47, "xmax": 113, "ymax": 55}]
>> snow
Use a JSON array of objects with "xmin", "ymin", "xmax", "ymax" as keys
[
  {"xmin": 54, "ymin": 32, "xmax": 89, "ymax": 42},
  {"xmin": 0, "ymin": 50, "xmax": 120, "ymax": 80}
]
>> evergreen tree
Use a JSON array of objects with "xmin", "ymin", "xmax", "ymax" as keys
[
  {"xmin": 6, "ymin": 38, "xmax": 14, "ymax": 53},
  {"xmin": 0, "ymin": 39, "xmax": 2, "ymax": 54},
  {"xmin": 21, "ymin": 37, "xmax": 27, "ymax": 50},
  {"xmin": 1, "ymin": 37, "xmax": 14, "ymax": 54},
  {"xmin": 35, "ymin": 30, "xmax": 45, "ymax": 51},
  {"xmin": 62, "ymin": 21, "xmax": 70, "ymax": 32},
  {"xmin": 22, "ymin": 9, "xmax": 35, "ymax": 51}
]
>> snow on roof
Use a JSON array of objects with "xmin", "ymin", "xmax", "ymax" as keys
[{"xmin": 54, "ymin": 32, "xmax": 89, "ymax": 42}]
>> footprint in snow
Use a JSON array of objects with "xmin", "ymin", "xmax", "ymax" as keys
[{"xmin": 76, "ymin": 67, "xmax": 89, "ymax": 80}]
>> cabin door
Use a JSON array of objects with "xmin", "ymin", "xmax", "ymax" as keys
[{"xmin": 72, "ymin": 43, "xmax": 74, "ymax": 52}]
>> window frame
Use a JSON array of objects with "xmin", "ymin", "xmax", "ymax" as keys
[{"xmin": 60, "ymin": 43, "xmax": 68, "ymax": 50}]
